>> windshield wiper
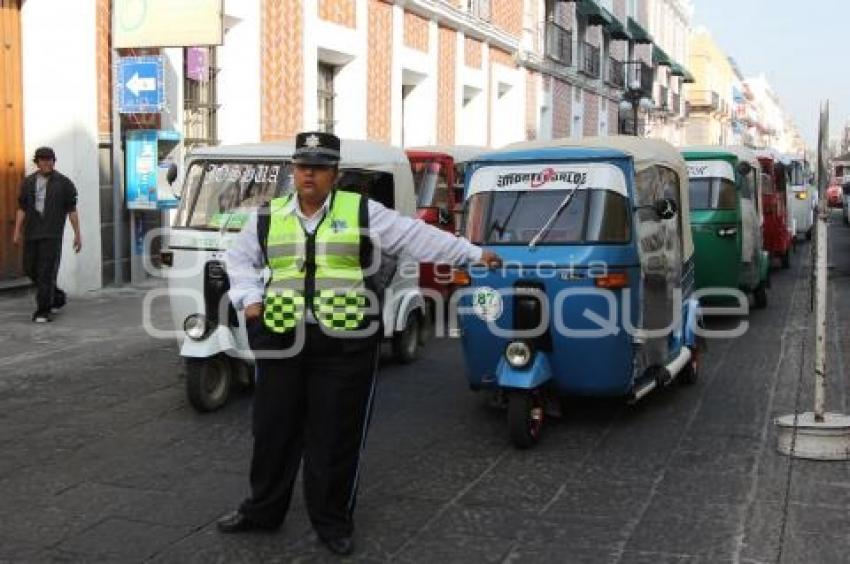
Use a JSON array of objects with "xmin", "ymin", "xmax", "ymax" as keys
[
  {"xmin": 528, "ymin": 189, "xmax": 578, "ymax": 248},
  {"xmin": 486, "ymin": 191, "xmax": 526, "ymax": 241}
]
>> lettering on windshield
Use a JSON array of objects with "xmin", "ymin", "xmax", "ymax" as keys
[
  {"xmin": 496, "ymin": 169, "xmax": 588, "ymax": 188},
  {"xmin": 687, "ymin": 165, "xmax": 709, "ymax": 177},
  {"xmin": 207, "ymin": 163, "xmax": 281, "ymax": 185}
]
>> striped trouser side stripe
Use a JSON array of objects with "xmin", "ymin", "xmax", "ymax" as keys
[{"xmin": 347, "ymin": 342, "xmax": 380, "ymax": 514}]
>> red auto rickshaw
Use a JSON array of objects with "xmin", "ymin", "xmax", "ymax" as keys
[
  {"xmin": 405, "ymin": 146, "xmax": 486, "ymax": 325},
  {"xmin": 757, "ymin": 150, "xmax": 793, "ymax": 269}
]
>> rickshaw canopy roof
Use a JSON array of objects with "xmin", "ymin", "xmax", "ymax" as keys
[
  {"xmin": 477, "ymin": 136, "xmax": 694, "ymax": 260},
  {"xmin": 405, "ymin": 145, "xmax": 488, "ymax": 164},
  {"xmin": 186, "ymin": 139, "xmax": 416, "ymax": 216},
  {"xmin": 681, "ymin": 145, "xmax": 761, "ymax": 169}
]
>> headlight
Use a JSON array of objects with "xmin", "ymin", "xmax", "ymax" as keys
[
  {"xmin": 717, "ymin": 227, "xmax": 738, "ymax": 237},
  {"xmin": 796, "ymin": 192, "xmax": 808, "ymax": 200},
  {"xmin": 505, "ymin": 341, "xmax": 532, "ymax": 368},
  {"xmin": 184, "ymin": 314, "xmax": 210, "ymax": 341}
]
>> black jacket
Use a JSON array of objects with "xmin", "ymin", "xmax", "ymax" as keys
[{"xmin": 18, "ymin": 171, "xmax": 78, "ymax": 240}]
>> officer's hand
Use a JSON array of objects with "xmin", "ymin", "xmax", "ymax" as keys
[
  {"xmin": 73, "ymin": 235, "xmax": 82, "ymax": 254},
  {"xmin": 477, "ymin": 250, "xmax": 503, "ymax": 268},
  {"xmin": 244, "ymin": 303, "xmax": 263, "ymax": 322},
  {"xmin": 12, "ymin": 230, "xmax": 21, "ymax": 246}
]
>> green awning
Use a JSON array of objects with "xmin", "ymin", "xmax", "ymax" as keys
[
  {"xmin": 653, "ymin": 45, "xmax": 672, "ymax": 67},
  {"xmin": 670, "ymin": 63, "xmax": 696, "ymax": 83},
  {"xmin": 627, "ymin": 17, "xmax": 654, "ymax": 44},
  {"xmin": 577, "ymin": 0, "xmax": 614, "ymax": 27},
  {"xmin": 605, "ymin": 11, "xmax": 632, "ymax": 41}
]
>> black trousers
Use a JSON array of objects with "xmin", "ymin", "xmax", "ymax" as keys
[
  {"xmin": 241, "ymin": 322, "xmax": 379, "ymax": 540},
  {"xmin": 23, "ymin": 238, "xmax": 66, "ymax": 315}
]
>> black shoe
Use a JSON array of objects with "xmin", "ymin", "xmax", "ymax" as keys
[
  {"xmin": 32, "ymin": 311, "xmax": 51, "ymax": 323},
  {"xmin": 319, "ymin": 536, "xmax": 354, "ymax": 556},
  {"xmin": 216, "ymin": 510, "xmax": 279, "ymax": 534}
]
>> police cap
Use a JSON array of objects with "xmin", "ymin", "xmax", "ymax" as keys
[{"xmin": 293, "ymin": 131, "xmax": 340, "ymax": 166}]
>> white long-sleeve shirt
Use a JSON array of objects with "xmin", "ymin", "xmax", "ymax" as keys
[{"xmin": 224, "ymin": 195, "xmax": 484, "ymax": 310}]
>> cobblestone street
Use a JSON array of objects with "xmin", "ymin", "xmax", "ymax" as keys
[{"xmin": 2, "ymin": 221, "xmax": 850, "ymax": 563}]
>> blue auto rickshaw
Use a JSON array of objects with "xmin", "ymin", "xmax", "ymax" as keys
[{"xmin": 456, "ymin": 137, "xmax": 702, "ymax": 448}]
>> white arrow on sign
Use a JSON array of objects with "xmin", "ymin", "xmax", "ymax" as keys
[{"xmin": 126, "ymin": 72, "xmax": 156, "ymax": 97}]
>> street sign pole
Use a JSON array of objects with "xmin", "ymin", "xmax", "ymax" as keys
[
  {"xmin": 110, "ymin": 0, "xmax": 123, "ymax": 285},
  {"xmin": 776, "ymin": 100, "xmax": 850, "ymax": 460}
]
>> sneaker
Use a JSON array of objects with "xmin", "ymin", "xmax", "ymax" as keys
[{"xmin": 32, "ymin": 312, "xmax": 51, "ymax": 323}]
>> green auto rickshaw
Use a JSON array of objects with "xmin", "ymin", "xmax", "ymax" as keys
[{"xmin": 682, "ymin": 146, "xmax": 770, "ymax": 309}]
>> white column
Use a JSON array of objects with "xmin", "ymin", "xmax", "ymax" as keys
[
  {"xmin": 427, "ymin": 18, "xmax": 439, "ymax": 145},
  {"xmin": 391, "ymin": 3, "xmax": 404, "ymax": 145},
  {"xmin": 454, "ymin": 30, "xmax": 465, "ymax": 144}
]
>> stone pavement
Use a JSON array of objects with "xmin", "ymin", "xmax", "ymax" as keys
[{"xmin": 1, "ymin": 221, "xmax": 850, "ymax": 562}]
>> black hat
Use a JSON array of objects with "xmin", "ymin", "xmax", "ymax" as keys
[
  {"xmin": 33, "ymin": 146, "xmax": 56, "ymax": 162},
  {"xmin": 293, "ymin": 131, "xmax": 340, "ymax": 166}
]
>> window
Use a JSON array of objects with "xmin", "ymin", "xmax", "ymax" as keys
[
  {"xmin": 337, "ymin": 169, "xmax": 395, "ymax": 209},
  {"xmin": 317, "ymin": 63, "xmax": 336, "ymax": 133},
  {"xmin": 465, "ymin": 189, "xmax": 630, "ymax": 245},
  {"xmin": 411, "ymin": 161, "xmax": 450, "ymax": 209},
  {"xmin": 688, "ymin": 178, "xmax": 737, "ymax": 210},
  {"xmin": 183, "ymin": 47, "xmax": 219, "ymax": 148},
  {"xmin": 467, "ymin": 0, "xmax": 491, "ymax": 21},
  {"xmin": 176, "ymin": 161, "xmax": 292, "ymax": 230}
]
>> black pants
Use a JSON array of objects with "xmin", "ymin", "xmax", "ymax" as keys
[
  {"xmin": 241, "ymin": 322, "xmax": 379, "ymax": 540},
  {"xmin": 23, "ymin": 238, "xmax": 66, "ymax": 315}
]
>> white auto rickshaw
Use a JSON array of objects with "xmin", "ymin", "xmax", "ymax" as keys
[
  {"xmin": 162, "ymin": 140, "xmax": 428, "ymax": 412},
  {"xmin": 786, "ymin": 156, "xmax": 815, "ymax": 240}
]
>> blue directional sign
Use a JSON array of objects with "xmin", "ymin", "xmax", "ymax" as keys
[{"xmin": 117, "ymin": 56, "xmax": 164, "ymax": 113}]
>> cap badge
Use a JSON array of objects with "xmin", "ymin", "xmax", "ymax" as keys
[{"xmin": 305, "ymin": 134, "xmax": 321, "ymax": 148}]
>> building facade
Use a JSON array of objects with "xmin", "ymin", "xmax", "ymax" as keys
[
  {"xmin": 8, "ymin": 0, "xmax": 778, "ymax": 293},
  {"xmin": 685, "ymin": 28, "xmax": 735, "ymax": 146}
]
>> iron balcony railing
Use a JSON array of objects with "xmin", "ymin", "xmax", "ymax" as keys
[
  {"xmin": 580, "ymin": 42, "xmax": 601, "ymax": 79},
  {"xmin": 658, "ymin": 85, "xmax": 669, "ymax": 111},
  {"xmin": 670, "ymin": 91, "xmax": 681, "ymax": 116},
  {"xmin": 607, "ymin": 57, "xmax": 625, "ymax": 88},
  {"xmin": 544, "ymin": 21, "xmax": 572, "ymax": 66},
  {"xmin": 625, "ymin": 61, "xmax": 654, "ymax": 96}
]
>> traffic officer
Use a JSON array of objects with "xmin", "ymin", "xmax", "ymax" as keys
[{"xmin": 219, "ymin": 131, "xmax": 501, "ymax": 556}]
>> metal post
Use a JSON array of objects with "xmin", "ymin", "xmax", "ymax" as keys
[
  {"xmin": 110, "ymin": 0, "xmax": 123, "ymax": 285},
  {"xmin": 633, "ymin": 100, "xmax": 638, "ymax": 136},
  {"xmin": 814, "ymin": 199, "xmax": 827, "ymax": 421}
]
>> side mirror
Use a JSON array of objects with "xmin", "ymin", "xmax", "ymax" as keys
[
  {"xmin": 655, "ymin": 198, "xmax": 678, "ymax": 220},
  {"xmin": 166, "ymin": 162, "xmax": 178, "ymax": 185},
  {"xmin": 736, "ymin": 161, "xmax": 753, "ymax": 176}
]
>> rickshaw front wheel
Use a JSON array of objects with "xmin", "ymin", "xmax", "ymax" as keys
[
  {"xmin": 186, "ymin": 355, "xmax": 232, "ymax": 413},
  {"xmin": 392, "ymin": 311, "xmax": 422, "ymax": 364},
  {"xmin": 508, "ymin": 390, "xmax": 543, "ymax": 449}
]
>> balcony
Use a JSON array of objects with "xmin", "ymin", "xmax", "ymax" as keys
[
  {"xmin": 607, "ymin": 57, "xmax": 625, "ymax": 89},
  {"xmin": 580, "ymin": 42, "xmax": 601, "ymax": 79},
  {"xmin": 625, "ymin": 61, "xmax": 654, "ymax": 96},
  {"xmin": 670, "ymin": 91, "xmax": 681, "ymax": 116},
  {"xmin": 689, "ymin": 90, "xmax": 721, "ymax": 112},
  {"xmin": 544, "ymin": 21, "xmax": 572, "ymax": 66},
  {"xmin": 658, "ymin": 85, "xmax": 669, "ymax": 111}
]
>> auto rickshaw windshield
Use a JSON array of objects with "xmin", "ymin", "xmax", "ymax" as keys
[
  {"xmin": 688, "ymin": 177, "xmax": 737, "ymax": 210},
  {"xmin": 174, "ymin": 161, "xmax": 293, "ymax": 230},
  {"xmin": 465, "ymin": 188, "xmax": 630, "ymax": 245}
]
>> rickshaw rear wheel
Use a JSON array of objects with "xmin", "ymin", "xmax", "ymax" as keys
[
  {"xmin": 781, "ymin": 249, "xmax": 791, "ymax": 269},
  {"xmin": 186, "ymin": 355, "xmax": 232, "ymax": 413},
  {"xmin": 508, "ymin": 391, "xmax": 543, "ymax": 449},
  {"xmin": 392, "ymin": 311, "xmax": 421, "ymax": 364},
  {"xmin": 753, "ymin": 285, "xmax": 768, "ymax": 310}
]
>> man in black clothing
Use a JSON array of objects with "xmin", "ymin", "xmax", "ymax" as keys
[{"xmin": 12, "ymin": 147, "xmax": 82, "ymax": 323}]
